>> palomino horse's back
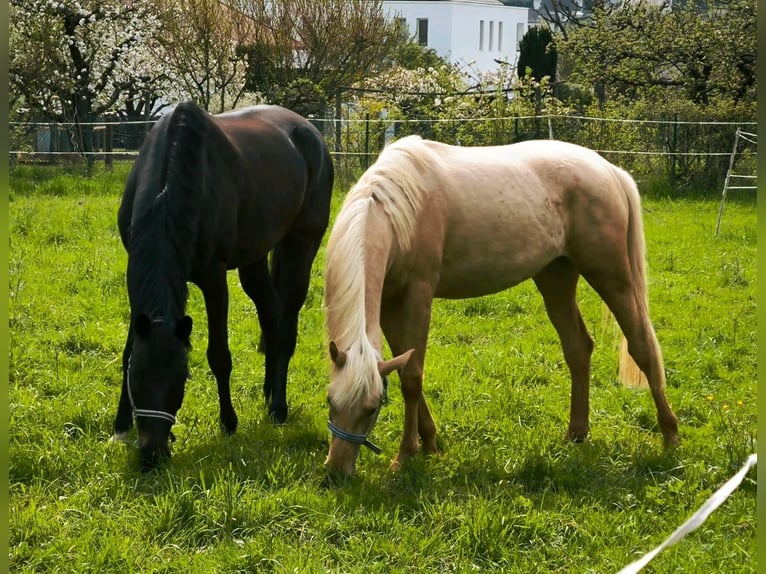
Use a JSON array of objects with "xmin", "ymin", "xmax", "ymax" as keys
[{"xmin": 384, "ymin": 137, "xmax": 637, "ymax": 299}]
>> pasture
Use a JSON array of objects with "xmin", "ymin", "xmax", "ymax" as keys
[{"xmin": 9, "ymin": 163, "xmax": 756, "ymax": 572}]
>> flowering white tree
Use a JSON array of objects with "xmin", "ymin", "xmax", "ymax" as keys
[{"xmin": 9, "ymin": 0, "xmax": 168, "ymax": 160}]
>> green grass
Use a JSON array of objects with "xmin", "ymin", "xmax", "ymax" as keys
[{"xmin": 9, "ymin": 164, "xmax": 757, "ymax": 573}]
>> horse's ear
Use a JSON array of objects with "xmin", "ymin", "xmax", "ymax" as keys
[
  {"xmin": 378, "ymin": 349, "xmax": 415, "ymax": 377},
  {"xmin": 329, "ymin": 341, "xmax": 347, "ymax": 368},
  {"xmin": 135, "ymin": 313, "xmax": 152, "ymax": 338},
  {"xmin": 175, "ymin": 316, "xmax": 193, "ymax": 341}
]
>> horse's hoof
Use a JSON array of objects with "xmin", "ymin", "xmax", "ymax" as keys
[
  {"xmin": 268, "ymin": 405, "xmax": 288, "ymax": 425},
  {"xmin": 221, "ymin": 414, "xmax": 238, "ymax": 435},
  {"xmin": 421, "ymin": 440, "xmax": 440, "ymax": 456},
  {"xmin": 566, "ymin": 429, "xmax": 589, "ymax": 444},
  {"xmin": 663, "ymin": 434, "xmax": 680, "ymax": 449}
]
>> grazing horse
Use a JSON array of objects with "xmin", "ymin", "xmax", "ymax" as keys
[
  {"xmin": 323, "ymin": 135, "xmax": 679, "ymax": 477},
  {"xmin": 111, "ymin": 102, "xmax": 333, "ymax": 469}
]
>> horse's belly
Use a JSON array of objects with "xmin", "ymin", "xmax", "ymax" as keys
[
  {"xmin": 434, "ymin": 207, "xmax": 565, "ymax": 299},
  {"xmin": 434, "ymin": 252, "xmax": 554, "ymax": 298}
]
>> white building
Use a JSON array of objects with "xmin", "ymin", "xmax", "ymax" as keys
[{"xmin": 383, "ymin": 0, "xmax": 530, "ymax": 76}]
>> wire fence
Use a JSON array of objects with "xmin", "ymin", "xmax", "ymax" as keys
[{"xmin": 9, "ymin": 113, "xmax": 757, "ymax": 193}]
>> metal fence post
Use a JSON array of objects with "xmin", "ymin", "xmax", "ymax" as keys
[{"xmin": 335, "ymin": 89, "xmax": 342, "ymax": 171}]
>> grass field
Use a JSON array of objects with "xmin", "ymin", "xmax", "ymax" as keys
[{"xmin": 9, "ymin": 163, "xmax": 757, "ymax": 572}]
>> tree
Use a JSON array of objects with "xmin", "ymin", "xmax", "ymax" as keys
[
  {"xmin": 9, "ymin": 0, "xmax": 165, "ymax": 163},
  {"xmin": 157, "ymin": 0, "xmax": 254, "ymax": 113},
  {"xmin": 238, "ymin": 0, "xmax": 403, "ymax": 117},
  {"xmin": 348, "ymin": 43, "xmax": 565, "ymax": 153},
  {"xmin": 535, "ymin": 0, "xmax": 593, "ymax": 40},
  {"xmin": 517, "ymin": 26, "xmax": 557, "ymax": 82},
  {"xmin": 557, "ymin": 0, "xmax": 756, "ymax": 108}
]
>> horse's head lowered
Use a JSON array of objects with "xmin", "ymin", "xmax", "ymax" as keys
[
  {"xmin": 325, "ymin": 341, "xmax": 413, "ymax": 477},
  {"xmin": 128, "ymin": 313, "xmax": 192, "ymax": 469}
]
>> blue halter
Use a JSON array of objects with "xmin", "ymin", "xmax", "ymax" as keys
[
  {"xmin": 327, "ymin": 420, "xmax": 382, "ymax": 454},
  {"xmin": 327, "ymin": 373, "xmax": 389, "ymax": 455}
]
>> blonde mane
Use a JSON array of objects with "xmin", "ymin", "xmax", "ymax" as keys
[
  {"xmin": 324, "ymin": 135, "xmax": 437, "ymax": 407},
  {"xmin": 351, "ymin": 135, "xmax": 436, "ymax": 251}
]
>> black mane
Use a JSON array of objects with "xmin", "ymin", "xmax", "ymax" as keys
[{"xmin": 127, "ymin": 103, "xmax": 209, "ymax": 325}]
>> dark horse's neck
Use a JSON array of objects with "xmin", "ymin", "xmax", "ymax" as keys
[{"xmin": 127, "ymin": 102, "xmax": 209, "ymax": 323}]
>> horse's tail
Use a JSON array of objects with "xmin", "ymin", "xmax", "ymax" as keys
[
  {"xmin": 291, "ymin": 123, "xmax": 334, "ymax": 216},
  {"xmin": 612, "ymin": 165, "xmax": 651, "ymax": 317},
  {"xmin": 611, "ymin": 164, "xmax": 667, "ymax": 389}
]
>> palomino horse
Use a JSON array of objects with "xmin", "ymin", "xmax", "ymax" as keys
[
  {"xmin": 324, "ymin": 135, "xmax": 679, "ymax": 477},
  {"xmin": 112, "ymin": 102, "xmax": 333, "ymax": 469}
]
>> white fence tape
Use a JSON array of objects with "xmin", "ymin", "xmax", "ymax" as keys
[{"xmin": 618, "ymin": 453, "xmax": 757, "ymax": 574}]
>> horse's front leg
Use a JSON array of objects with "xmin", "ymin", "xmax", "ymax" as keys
[
  {"xmin": 111, "ymin": 328, "xmax": 134, "ymax": 442},
  {"xmin": 393, "ymin": 364, "xmax": 427, "ymax": 470},
  {"xmin": 198, "ymin": 267, "xmax": 238, "ymax": 434},
  {"xmin": 417, "ymin": 395, "xmax": 438, "ymax": 456},
  {"xmin": 381, "ymin": 285, "xmax": 436, "ymax": 470}
]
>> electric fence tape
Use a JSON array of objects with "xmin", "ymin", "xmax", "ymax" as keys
[{"xmin": 618, "ymin": 453, "xmax": 757, "ymax": 574}]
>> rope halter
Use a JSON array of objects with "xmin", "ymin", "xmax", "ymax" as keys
[{"xmin": 126, "ymin": 356, "xmax": 177, "ymax": 426}]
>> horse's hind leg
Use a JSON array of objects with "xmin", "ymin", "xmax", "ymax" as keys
[
  {"xmin": 263, "ymin": 231, "xmax": 324, "ymax": 423},
  {"xmin": 198, "ymin": 266, "xmax": 238, "ymax": 434},
  {"xmin": 534, "ymin": 257, "xmax": 594, "ymax": 442},
  {"xmin": 583, "ymin": 269, "xmax": 679, "ymax": 447},
  {"xmin": 238, "ymin": 259, "xmax": 279, "ymax": 406}
]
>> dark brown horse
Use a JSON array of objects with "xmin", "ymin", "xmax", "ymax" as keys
[
  {"xmin": 111, "ymin": 102, "xmax": 333, "ymax": 469},
  {"xmin": 323, "ymin": 135, "xmax": 678, "ymax": 477}
]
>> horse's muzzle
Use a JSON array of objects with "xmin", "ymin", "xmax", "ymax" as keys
[
  {"xmin": 137, "ymin": 427, "xmax": 173, "ymax": 470},
  {"xmin": 138, "ymin": 439, "xmax": 171, "ymax": 470},
  {"xmin": 325, "ymin": 437, "xmax": 360, "ymax": 478}
]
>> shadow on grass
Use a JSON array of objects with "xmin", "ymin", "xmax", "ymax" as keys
[
  {"xmin": 113, "ymin": 404, "xmax": 685, "ymax": 514},
  {"xmin": 326, "ymin": 435, "xmax": 685, "ymax": 513},
  {"xmin": 118, "ymin": 405, "xmax": 329, "ymax": 489}
]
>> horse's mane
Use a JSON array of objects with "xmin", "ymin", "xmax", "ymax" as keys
[
  {"xmin": 352, "ymin": 135, "xmax": 437, "ymax": 251},
  {"xmin": 127, "ymin": 102, "xmax": 208, "ymax": 325},
  {"xmin": 324, "ymin": 135, "xmax": 438, "ymax": 407}
]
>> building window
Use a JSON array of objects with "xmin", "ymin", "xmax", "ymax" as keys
[
  {"xmin": 498, "ymin": 21, "xmax": 503, "ymax": 51},
  {"xmin": 479, "ymin": 20, "xmax": 485, "ymax": 51},
  {"xmin": 516, "ymin": 22, "xmax": 525, "ymax": 50},
  {"xmin": 416, "ymin": 18, "xmax": 428, "ymax": 46},
  {"xmin": 489, "ymin": 21, "xmax": 494, "ymax": 51}
]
